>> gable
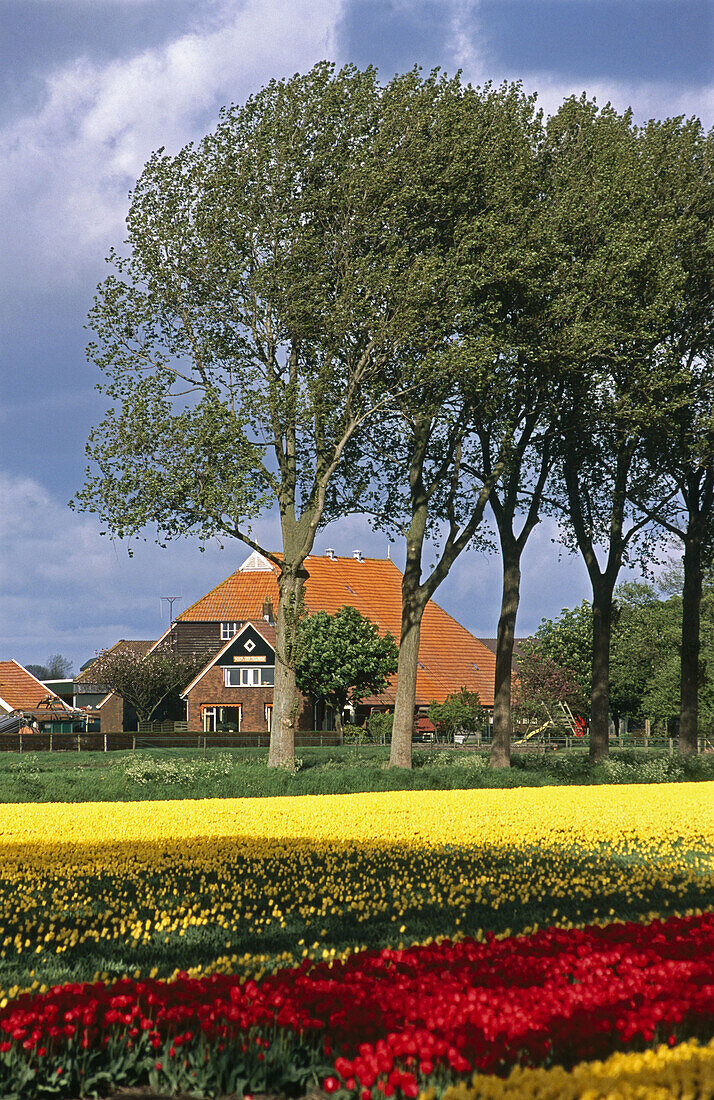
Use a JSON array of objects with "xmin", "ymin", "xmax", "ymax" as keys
[
  {"xmin": 216, "ymin": 624, "xmax": 275, "ymax": 667},
  {"xmin": 180, "ymin": 621, "xmax": 276, "ymax": 698}
]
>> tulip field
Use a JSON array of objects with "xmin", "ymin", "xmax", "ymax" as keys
[{"xmin": 0, "ymin": 784, "xmax": 712, "ymax": 1097}]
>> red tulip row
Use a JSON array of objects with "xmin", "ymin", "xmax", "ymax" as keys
[{"xmin": 1, "ymin": 911, "xmax": 713, "ymax": 1097}]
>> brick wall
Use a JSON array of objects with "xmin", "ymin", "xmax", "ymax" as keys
[
  {"xmin": 99, "ymin": 693, "xmax": 123, "ymax": 733},
  {"xmin": 185, "ymin": 666, "xmax": 315, "ymax": 732},
  {"xmin": 185, "ymin": 667, "xmax": 271, "ymax": 732}
]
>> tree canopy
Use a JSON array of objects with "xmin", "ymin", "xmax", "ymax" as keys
[
  {"xmin": 358, "ymin": 78, "xmax": 548, "ymax": 769},
  {"xmin": 74, "ymin": 63, "xmax": 472, "ymax": 767},
  {"xmin": 294, "ymin": 607, "xmax": 398, "ymax": 736},
  {"xmin": 72, "ymin": 59, "xmax": 713, "ymax": 766}
]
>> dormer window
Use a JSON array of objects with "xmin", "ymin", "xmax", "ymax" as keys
[{"xmin": 220, "ymin": 621, "xmax": 242, "ymax": 640}]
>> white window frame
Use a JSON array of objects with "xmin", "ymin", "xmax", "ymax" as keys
[
  {"xmin": 220, "ymin": 621, "xmax": 241, "ymax": 640},
  {"xmin": 223, "ymin": 665, "xmax": 275, "ymax": 688},
  {"xmin": 203, "ymin": 705, "xmax": 242, "ymax": 732}
]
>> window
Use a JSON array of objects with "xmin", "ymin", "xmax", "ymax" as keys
[
  {"xmin": 220, "ymin": 621, "xmax": 242, "ymax": 640},
  {"xmin": 223, "ymin": 665, "xmax": 275, "ymax": 687},
  {"xmin": 203, "ymin": 706, "xmax": 241, "ymax": 732}
]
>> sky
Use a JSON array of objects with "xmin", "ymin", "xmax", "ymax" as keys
[{"xmin": 1, "ymin": 0, "xmax": 712, "ymax": 673}]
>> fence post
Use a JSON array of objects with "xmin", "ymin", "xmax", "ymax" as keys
[
  {"xmin": 49, "ymin": 731, "xmax": 52, "ymax": 753},
  {"xmin": 668, "ymin": 737, "xmax": 673, "ymax": 756},
  {"xmin": 203, "ymin": 736, "xmax": 207, "ymax": 757},
  {"xmin": 77, "ymin": 731, "xmax": 81, "ymax": 753},
  {"xmin": 132, "ymin": 734, "xmax": 136, "ymax": 754},
  {"xmin": 644, "ymin": 719, "xmax": 650, "ymax": 752},
  {"xmin": 19, "ymin": 731, "xmax": 22, "ymax": 754},
  {"xmin": 104, "ymin": 732, "xmax": 107, "ymax": 753}
]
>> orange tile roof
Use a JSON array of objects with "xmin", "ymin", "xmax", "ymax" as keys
[
  {"xmin": 178, "ymin": 553, "xmax": 496, "ymax": 706},
  {"xmin": 0, "ymin": 660, "xmax": 64, "ymax": 712}
]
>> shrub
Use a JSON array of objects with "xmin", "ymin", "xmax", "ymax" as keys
[{"xmin": 365, "ymin": 712, "xmax": 393, "ymax": 744}]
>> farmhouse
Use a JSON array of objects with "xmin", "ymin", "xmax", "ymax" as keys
[{"xmin": 170, "ymin": 550, "xmax": 496, "ymax": 734}]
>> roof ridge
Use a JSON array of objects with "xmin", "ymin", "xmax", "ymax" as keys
[{"xmin": 6, "ymin": 659, "xmax": 61, "ymax": 696}]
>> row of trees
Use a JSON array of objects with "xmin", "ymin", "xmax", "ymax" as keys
[
  {"xmin": 525, "ymin": 569, "xmax": 714, "ymax": 735},
  {"xmin": 74, "ymin": 63, "xmax": 714, "ymax": 769}
]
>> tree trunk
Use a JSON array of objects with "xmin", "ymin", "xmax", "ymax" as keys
[
  {"xmin": 268, "ymin": 567, "xmax": 306, "ymax": 767},
  {"xmin": 679, "ymin": 527, "xmax": 702, "ymax": 756},
  {"xmin": 334, "ymin": 706, "xmax": 344, "ymax": 743},
  {"xmin": 490, "ymin": 545, "xmax": 521, "ymax": 769},
  {"xmin": 590, "ymin": 578, "xmax": 613, "ymax": 763},
  {"xmin": 390, "ymin": 599, "xmax": 424, "ymax": 768}
]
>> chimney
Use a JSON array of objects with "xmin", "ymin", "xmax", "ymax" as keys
[
  {"xmin": 353, "ymin": 549, "xmax": 363, "ymax": 562},
  {"xmin": 262, "ymin": 597, "xmax": 274, "ymax": 623},
  {"xmin": 325, "ymin": 548, "xmax": 336, "ymax": 560}
]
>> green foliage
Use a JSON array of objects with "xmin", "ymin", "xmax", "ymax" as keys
[
  {"xmin": 73, "ymin": 62, "xmax": 515, "ymax": 768},
  {"xmin": 295, "ymin": 607, "xmax": 398, "ymax": 724},
  {"xmin": 536, "ymin": 574, "xmax": 714, "ymax": 729},
  {"xmin": 536, "ymin": 602, "xmax": 593, "ymax": 698},
  {"xmin": 427, "ymin": 688, "xmax": 486, "ymax": 743},
  {"xmin": 340, "ymin": 722, "xmax": 364, "ymax": 744},
  {"xmin": 421, "ymin": 750, "xmax": 488, "ymax": 772},
  {"xmin": 73, "ymin": 63, "xmax": 488, "ymax": 560},
  {"xmin": 365, "ymin": 711, "xmax": 393, "ymax": 744},
  {"xmin": 1, "ymin": 745, "xmax": 712, "ymax": 807}
]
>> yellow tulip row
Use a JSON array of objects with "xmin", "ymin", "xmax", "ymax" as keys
[
  {"xmin": 432, "ymin": 1037, "xmax": 714, "ymax": 1099},
  {"xmin": 0, "ymin": 783, "xmax": 712, "ymax": 851}
]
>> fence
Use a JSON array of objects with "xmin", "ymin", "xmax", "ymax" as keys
[
  {"xmin": 0, "ymin": 730, "xmax": 342, "ymax": 753},
  {"xmin": 0, "ymin": 729, "xmax": 710, "ymax": 755}
]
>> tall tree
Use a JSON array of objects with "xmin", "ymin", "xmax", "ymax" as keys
[
  {"xmin": 543, "ymin": 97, "xmax": 687, "ymax": 761},
  {"xmin": 74, "ymin": 64, "xmax": 463, "ymax": 767},
  {"xmin": 362, "ymin": 80, "xmax": 545, "ymax": 769},
  {"xmin": 458, "ymin": 104, "xmax": 567, "ymax": 769},
  {"xmin": 479, "ymin": 403, "xmax": 558, "ymax": 767},
  {"xmin": 629, "ymin": 118, "xmax": 714, "ymax": 754}
]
